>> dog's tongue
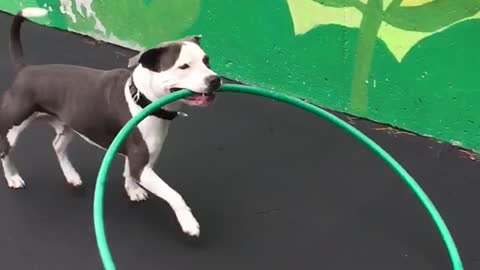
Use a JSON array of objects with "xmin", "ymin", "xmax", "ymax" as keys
[{"xmin": 188, "ymin": 95, "xmax": 210, "ymax": 105}]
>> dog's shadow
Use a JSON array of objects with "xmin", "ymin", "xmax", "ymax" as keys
[{"xmin": 64, "ymin": 182, "xmax": 88, "ymax": 197}]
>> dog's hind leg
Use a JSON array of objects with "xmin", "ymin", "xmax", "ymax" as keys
[
  {"xmin": 123, "ymin": 158, "xmax": 148, "ymax": 201},
  {"xmin": 1, "ymin": 114, "xmax": 37, "ymax": 188},
  {"xmin": 0, "ymin": 91, "xmax": 36, "ymax": 188},
  {"xmin": 1, "ymin": 156, "xmax": 25, "ymax": 188},
  {"xmin": 6, "ymin": 114, "xmax": 35, "ymax": 147},
  {"xmin": 50, "ymin": 120, "xmax": 82, "ymax": 187},
  {"xmin": 0, "ymin": 92, "xmax": 35, "ymax": 156}
]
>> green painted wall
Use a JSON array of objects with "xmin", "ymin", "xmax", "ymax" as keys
[{"xmin": 2, "ymin": 1, "xmax": 480, "ymax": 152}]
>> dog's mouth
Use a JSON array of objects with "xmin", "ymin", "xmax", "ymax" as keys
[{"xmin": 170, "ymin": 88, "xmax": 215, "ymax": 106}]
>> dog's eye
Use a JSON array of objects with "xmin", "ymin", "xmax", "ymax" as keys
[
  {"xmin": 179, "ymin": 64, "xmax": 190, "ymax": 70},
  {"xmin": 203, "ymin": 56, "xmax": 210, "ymax": 67}
]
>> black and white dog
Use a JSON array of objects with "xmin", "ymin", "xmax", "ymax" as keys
[{"xmin": 0, "ymin": 8, "xmax": 223, "ymax": 237}]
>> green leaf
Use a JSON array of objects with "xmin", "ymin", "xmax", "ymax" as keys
[{"xmin": 384, "ymin": 0, "xmax": 480, "ymax": 32}]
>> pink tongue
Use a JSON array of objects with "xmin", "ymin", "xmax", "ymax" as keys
[{"xmin": 190, "ymin": 95, "xmax": 209, "ymax": 104}]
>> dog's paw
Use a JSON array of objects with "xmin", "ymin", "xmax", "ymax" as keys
[
  {"xmin": 126, "ymin": 185, "xmax": 149, "ymax": 201},
  {"xmin": 7, "ymin": 175, "xmax": 25, "ymax": 189},
  {"xmin": 67, "ymin": 176, "xmax": 83, "ymax": 187},
  {"xmin": 176, "ymin": 209, "xmax": 200, "ymax": 237}
]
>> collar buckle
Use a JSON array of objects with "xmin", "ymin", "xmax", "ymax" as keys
[{"xmin": 132, "ymin": 89, "xmax": 140, "ymax": 102}]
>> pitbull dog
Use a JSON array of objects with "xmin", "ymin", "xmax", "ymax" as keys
[{"xmin": 0, "ymin": 8, "xmax": 222, "ymax": 237}]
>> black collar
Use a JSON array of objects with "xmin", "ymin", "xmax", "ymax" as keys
[{"xmin": 128, "ymin": 77, "xmax": 179, "ymax": 120}]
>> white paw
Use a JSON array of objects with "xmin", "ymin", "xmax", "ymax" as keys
[
  {"xmin": 126, "ymin": 185, "xmax": 149, "ymax": 201},
  {"xmin": 67, "ymin": 175, "xmax": 83, "ymax": 187},
  {"xmin": 176, "ymin": 208, "xmax": 200, "ymax": 237},
  {"xmin": 7, "ymin": 175, "xmax": 25, "ymax": 189}
]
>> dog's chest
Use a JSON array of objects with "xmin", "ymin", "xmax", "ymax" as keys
[{"xmin": 124, "ymin": 86, "xmax": 170, "ymax": 160}]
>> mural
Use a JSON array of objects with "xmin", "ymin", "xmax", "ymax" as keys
[
  {"xmin": 1, "ymin": 0, "xmax": 480, "ymax": 153},
  {"xmin": 1, "ymin": 0, "xmax": 201, "ymax": 49},
  {"xmin": 290, "ymin": 0, "xmax": 480, "ymax": 113}
]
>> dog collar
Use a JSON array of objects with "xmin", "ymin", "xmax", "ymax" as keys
[{"xmin": 128, "ymin": 78, "xmax": 179, "ymax": 120}]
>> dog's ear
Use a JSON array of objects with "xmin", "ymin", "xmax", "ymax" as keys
[
  {"xmin": 136, "ymin": 43, "xmax": 182, "ymax": 72},
  {"xmin": 184, "ymin": 35, "xmax": 202, "ymax": 45},
  {"xmin": 138, "ymin": 48, "xmax": 164, "ymax": 71},
  {"xmin": 128, "ymin": 51, "xmax": 142, "ymax": 68}
]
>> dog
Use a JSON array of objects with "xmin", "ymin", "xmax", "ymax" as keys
[{"xmin": 0, "ymin": 8, "xmax": 223, "ymax": 237}]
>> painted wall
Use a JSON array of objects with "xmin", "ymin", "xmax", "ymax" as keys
[{"xmin": 1, "ymin": 1, "xmax": 480, "ymax": 152}]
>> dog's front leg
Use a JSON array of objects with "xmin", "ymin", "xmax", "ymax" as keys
[
  {"xmin": 123, "ymin": 158, "xmax": 148, "ymax": 201},
  {"xmin": 139, "ymin": 167, "xmax": 200, "ymax": 237}
]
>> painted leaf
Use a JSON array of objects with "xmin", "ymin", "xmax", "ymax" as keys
[
  {"xmin": 288, "ymin": 0, "xmax": 480, "ymax": 61},
  {"xmin": 313, "ymin": 0, "xmax": 365, "ymax": 10},
  {"xmin": 288, "ymin": 0, "xmax": 363, "ymax": 35},
  {"xmin": 289, "ymin": 0, "xmax": 480, "ymax": 113},
  {"xmin": 384, "ymin": 0, "xmax": 480, "ymax": 32},
  {"xmin": 400, "ymin": 0, "xmax": 434, "ymax": 7},
  {"xmin": 380, "ymin": 0, "xmax": 480, "ymax": 61}
]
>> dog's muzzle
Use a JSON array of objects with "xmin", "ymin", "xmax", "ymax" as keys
[
  {"xmin": 169, "ymin": 76, "xmax": 221, "ymax": 106},
  {"xmin": 205, "ymin": 75, "xmax": 222, "ymax": 93}
]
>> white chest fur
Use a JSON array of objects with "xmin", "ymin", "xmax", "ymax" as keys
[{"xmin": 124, "ymin": 84, "xmax": 171, "ymax": 164}]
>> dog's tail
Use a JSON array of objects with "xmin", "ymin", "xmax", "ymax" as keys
[{"xmin": 10, "ymin": 7, "xmax": 48, "ymax": 72}]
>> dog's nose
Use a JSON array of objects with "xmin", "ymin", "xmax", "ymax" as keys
[{"xmin": 206, "ymin": 75, "xmax": 222, "ymax": 92}]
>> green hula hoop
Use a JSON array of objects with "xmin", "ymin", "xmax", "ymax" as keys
[{"xmin": 93, "ymin": 84, "xmax": 463, "ymax": 270}]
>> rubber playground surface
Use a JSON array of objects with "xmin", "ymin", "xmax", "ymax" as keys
[{"xmin": 0, "ymin": 12, "xmax": 479, "ymax": 270}]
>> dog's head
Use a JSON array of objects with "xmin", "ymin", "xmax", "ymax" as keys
[{"xmin": 130, "ymin": 35, "xmax": 222, "ymax": 107}]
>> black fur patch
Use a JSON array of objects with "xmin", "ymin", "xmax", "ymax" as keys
[
  {"xmin": 202, "ymin": 55, "xmax": 210, "ymax": 68},
  {"xmin": 138, "ymin": 43, "xmax": 182, "ymax": 72},
  {"xmin": 183, "ymin": 35, "xmax": 202, "ymax": 45}
]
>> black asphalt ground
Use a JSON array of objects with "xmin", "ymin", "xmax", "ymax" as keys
[{"xmin": 0, "ymin": 12, "xmax": 479, "ymax": 270}]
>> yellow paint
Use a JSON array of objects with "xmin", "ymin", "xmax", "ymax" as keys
[
  {"xmin": 383, "ymin": 0, "xmax": 395, "ymax": 10},
  {"xmin": 287, "ymin": 0, "xmax": 361, "ymax": 35},
  {"xmin": 377, "ymin": 21, "xmax": 432, "ymax": 61},
  {"xmin": 400, "ymin": 0, "xmax": 434, "ymax": 7},
  {"xmin": 379, "ymin": 11, "xmax": 480, "ymax": 61}
]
